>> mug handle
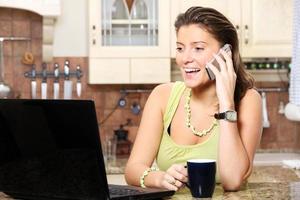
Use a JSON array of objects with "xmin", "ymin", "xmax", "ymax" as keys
[{"xmin": 184, "ymin": 165, "xmax": 190, "ymax": 189}]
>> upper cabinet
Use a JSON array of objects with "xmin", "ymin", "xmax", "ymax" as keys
[
  {"xmin": 170, "ymin": 0, "xmax": 293, "ymax": 58},
  {"xmin": 88, "ymin": 0, "xmax": 170, "ymax": 84},
  {"xmin": 241, "ymin": 0, "xmax": 293, "ymax": 58}
]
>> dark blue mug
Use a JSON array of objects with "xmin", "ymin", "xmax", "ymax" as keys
[{"xmin": 187, "ymin": 159, "xmax": 216, "ymax": 198}]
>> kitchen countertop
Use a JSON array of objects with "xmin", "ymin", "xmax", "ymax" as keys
[
  {"xmin": 106, "ymin": 164, "xmax": 300, "ymax": 199},
  {"xmin": 166, "ymin": 165, "xmax": 300, "ymax": 199},
  {"xmin": 1, "ymin": 159, "xmax": 300, "ymax": 199}
]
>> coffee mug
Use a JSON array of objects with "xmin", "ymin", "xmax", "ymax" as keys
[{"xmin": 186, "ymin": 159, "xmax": 216, "ymax": 198}]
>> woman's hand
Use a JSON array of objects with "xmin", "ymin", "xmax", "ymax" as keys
[
  {"xmin": 158, "ymin": 164, "xmax": 188, "ymax": 191},
  {"xmin": 207, "ymin": 49, "xmax": 236, "ymax": 111}
]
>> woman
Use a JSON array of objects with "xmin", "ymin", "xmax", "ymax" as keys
[{"xmin": 125, "ymin": 6, "xmax": 262, "ymax": 192}]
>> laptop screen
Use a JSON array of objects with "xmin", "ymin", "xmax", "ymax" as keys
[{"xmin": 0, "ymin": 99, "xmax": 109, "ymax": 200}]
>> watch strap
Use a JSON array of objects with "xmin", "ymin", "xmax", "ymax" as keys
[{"xmin": 214, "ymin": 112, "xmax": 226, "ymax": 120}]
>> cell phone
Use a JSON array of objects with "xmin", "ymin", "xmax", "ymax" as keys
[{"xmin": 205, "ymin": 44, "xmax": 232, "ymax": 80}]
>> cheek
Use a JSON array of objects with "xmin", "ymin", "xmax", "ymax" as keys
[
  {"xmin": 175, "ymin": 55, "xmax": 183, "ymax": 66},
  {"xmin": 198, "ymin": 53, "xmax": 215, "ymax": 67},
  {"xmin": 194, "ymin": 56, "xmax": 210, "ymax": 68}
]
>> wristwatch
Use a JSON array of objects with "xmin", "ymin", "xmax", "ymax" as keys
[{"xmin": 214, "ymin": 110, "xmax": 237, "ymax": 122}]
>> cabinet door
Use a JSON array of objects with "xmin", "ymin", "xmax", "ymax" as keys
[
  {"xmin": 89, "ymin": 0, "xmax": 170, "ymax": 58},
  {"xmin": 170, "ymin": 0, "xmax": 238, "ymax": 57},
  {"xmin": 241, "ymin": 0, "xmax": 293, "ymax": 57},
  {"xmin": 131, "ymin": 58, "xmax": 170, "ymax": 83},
  {"xmin": 89, "ymin": 58, "xmax": 130, "ymax": 84}
]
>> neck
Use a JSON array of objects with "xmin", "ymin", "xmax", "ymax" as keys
[{"xmin": 190, "ymin": 82, "xmax": 219, "ymax": 109}]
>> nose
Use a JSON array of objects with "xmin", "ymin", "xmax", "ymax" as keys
[{"xmin": 182, "ymin": 49, "xmax": 194, "ymax": 64}]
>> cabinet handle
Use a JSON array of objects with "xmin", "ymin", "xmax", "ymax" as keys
[
  {"xmin": 235, "ymin": 25, "xmax": 240, "ymax": 37},
  {"xmin": 244, "ymin": 25, "xmax": 249, "ymax": 45},
  {"xmin": 92, "ymin": 25, "xmax": 96, "ymax": 45}
]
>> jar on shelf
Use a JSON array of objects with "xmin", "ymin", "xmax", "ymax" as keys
[
  {"xmin": 131, "ymin": 0, "xmax": 148, "ymax": 19},
  {"xmin": 112, "ymin": 0, "xmax": 129, "ymax": 19}
]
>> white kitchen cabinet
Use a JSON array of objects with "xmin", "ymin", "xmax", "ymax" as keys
[
  {"xmin": 131, "ymin": 58, "xmax": 170, "ymax": 83},
  {"xmin": 89, "ymin": 58, "xmax": 170, "ymax": 84},
  {"xmin": 88, "ymin": 0, "xmax": 170, "ymax": 84},
  {"xmin": 241, "ymin": 0, "xmax": 293, "ymax": 57},
  {"xmin": 170, "ymin": 0, "xmax": 293, "ymax": 58}
]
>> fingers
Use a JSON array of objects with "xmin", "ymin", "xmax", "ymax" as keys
[
  {"xmin": 162, "ymin": 164, "xmax": 188, "ymax": 191},
  {"xmin": 167, "ymin": 164, "xmax": 188, "ymax": 183},
  {"xmin": 164, "ymin": 175, "xmax": 185, "ymax": 190},
  {"xmin": 213, "ymin": 52, "xmax": 226, "ymax": 72},
  {"xmin": 220, "ymin": 49, "xmax": 234, "ymax": 74},
  {"xmin": 207, "ymin": 49, "xmax": 235, "ymax": 80},
  {"xmin": 163, "ymin": 173, "xmax": 179, "ymax": 191}
]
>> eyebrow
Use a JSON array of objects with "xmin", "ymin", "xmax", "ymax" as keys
[{"xmin": 176, "ymin": 41, "xmax": 207, "ymax": 45}]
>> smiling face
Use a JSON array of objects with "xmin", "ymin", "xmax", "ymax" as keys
[{"xmin": 175, "ymin": 24, "xmax": 221, "ymax": 88}]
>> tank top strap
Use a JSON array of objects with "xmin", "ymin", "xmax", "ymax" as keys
[{"xmin": 163, "ymin": 81, "xmax": 186, "ymax": 128}]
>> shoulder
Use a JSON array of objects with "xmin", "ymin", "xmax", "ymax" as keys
[
  {"xmin": 240, "ymin": 88, "xmax": 262, "ymax": 106},
  {"xmin": 151, "ymin": 81, "xmax": 185, "ymax": 100},
  {"xmin": 238, "ymin": 88, "xmax": 262, "ymax": 121},
  {"xmin": 151, "ymin": 82, "xmax": 174, "ymax": 96},
  {"xmin": 147, "ymin": 82, "xmax": 176, "ymax": 111}
]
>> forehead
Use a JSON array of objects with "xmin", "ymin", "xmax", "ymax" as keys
[{"xmin": 176, "ymin": 24, "xmax": 215, "ymax": 44}]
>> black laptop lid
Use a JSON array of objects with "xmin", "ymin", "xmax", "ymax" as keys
[{"xmin": 0, "ymin": 99, "xmax": 109, "ymax": 200}]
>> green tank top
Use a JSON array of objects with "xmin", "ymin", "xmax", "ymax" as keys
[{"xmin": 156, "ymin": 81, "xmax": 220, "ymax": 182}]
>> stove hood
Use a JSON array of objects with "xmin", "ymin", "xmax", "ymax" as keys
[{"xmin": 0, "ymin": 0, "xmax": 61, "ymax": 62}]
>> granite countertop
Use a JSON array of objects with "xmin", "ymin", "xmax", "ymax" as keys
[
  {"xmin": 107, "ymin": 160, "xmax": 300, "ymax": 199},
  {"xmin": 106, "ymin": 159, "xmax": 300, "ymax": 199},
  {"xmin": 167, "ymin": 165, "xmax": 300, "ymax": 199},
  {"xmin": 1, "ymin": 160, "xmax": 300, "ymax": 199}
]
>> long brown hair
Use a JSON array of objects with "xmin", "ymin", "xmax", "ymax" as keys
[{"xmin": 175, "ymin": 6, "xmax": 254, "ymax": 107}]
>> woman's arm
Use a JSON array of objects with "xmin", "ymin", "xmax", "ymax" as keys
[
  {"xmin": 218, "ymin": 89, "xmax": 262, "ymax": 191},
  {"xmin": 125, "ymin": 83, "xmax": 179, "ymax": 189},
  {"xmin": 208, "ymin": 50, "xmax": 263, "ymax": 191}
]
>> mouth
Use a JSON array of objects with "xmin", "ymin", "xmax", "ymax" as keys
[{"xmin": 184, "ymin": 68, "xmax": 201, "ymax": 74}]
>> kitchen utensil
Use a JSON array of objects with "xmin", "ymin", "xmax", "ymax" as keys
[
  {"xmin": 41, "ymin": 63, "xmax": 47, "ymax": 99},
  {"xmin": 114, "ymin": 124, "xmax": 129, "ymax": 141},
  {"xmin": 31, "ymin": 65, "xmax": 37, "ymax": 99},
  {"xmin": 21, "ymin": 52, "xmax": 36, "ymax": 99},
  {"xmin": 22, "ymin": 52, "xmax": 34, "ymax": 65},
  {"xmin": 278, "ymin": 101, "xmax": 285, "ymax": 114},
  {"xmin": 53, "ymin": 63, "xmax": 60, "ymax": 99},
  {"xmin": 114, "ymin": 118, "xmax": 131, "ymax": 141},
  {"xmin": 118, "ymin": 90, "xmax": 127, "ymax": 107},
  {"xmin": 262, "ymin": 92, "xmax": 270, "ymax": 128},
  {"xmin": 63, "ymin": 60, "xmax": 72, "ymax": 99},
  {"xmin": 0, "ymin": 37, "xmax": 30, "ymax": 98},
  {"xmin": 76, "ymin": 65, "xmax": 82, "ymax": 97},
  {"xmin": 131, "ymin": 102, "xmax": 141, "ymax": 115}
]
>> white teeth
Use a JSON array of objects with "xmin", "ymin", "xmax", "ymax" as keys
[{"xmin": 184, "ymin": 68, "xmax": 201, "ymax": 73}]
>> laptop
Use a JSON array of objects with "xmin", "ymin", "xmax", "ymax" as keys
[{"xmin": 0, "ymin": 99, "xmax": 175, "ymax": 200}]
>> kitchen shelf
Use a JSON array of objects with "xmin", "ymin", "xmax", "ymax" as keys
[
  {"xmin": 170, "ymin": 67, "xmax": 289, "ymax": 83},
  {"xmin": 248, "ymin": 69, "xmax": 289, "ymax": 82},
  {"xmin": 109, "ymin": 19, "xmax": 149, "ymax": 25}
]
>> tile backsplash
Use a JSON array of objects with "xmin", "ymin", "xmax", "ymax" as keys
[{"xmin": 1, "ymin": 8, "xmax": 299, "ymax": 152}]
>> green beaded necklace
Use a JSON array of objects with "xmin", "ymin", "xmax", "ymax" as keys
[{"xmin": 184, "ymin": 89, "xmax": 218, "ymax": 137}]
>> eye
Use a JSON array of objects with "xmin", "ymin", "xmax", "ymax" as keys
[
  {"xmin": 195, "ymin": 47, "xmax": 204, "ymax": 52},
  {"xmin": 176, "ymin": 47, "xmax": 183, "ymax": 53}
]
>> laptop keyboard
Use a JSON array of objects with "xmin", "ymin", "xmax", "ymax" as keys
[{"xmin": 109, "ymin": 186, "xmax": 146, "ymax": 196}]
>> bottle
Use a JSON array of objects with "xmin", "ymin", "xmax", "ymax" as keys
[
  {"xmin": 131, "ymin": 0, "xmax": 148, "ymax": 19},
  {"xmin": 112, "ymin": 0, "xmax": 128, "ymax": 19}
]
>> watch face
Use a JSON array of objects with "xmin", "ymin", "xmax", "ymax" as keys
[{"xmin": 226, "ymin": 111, "xmax": 237, "ymax": 121}]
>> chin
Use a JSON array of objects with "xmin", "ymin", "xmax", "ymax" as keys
[
  {"xmin": 183, "ymin": 77, "xmax": 212, "ymax": 89},
  {"xmin": 183, "ymin": 79, "xmax": 201, "ymax": 88}
]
